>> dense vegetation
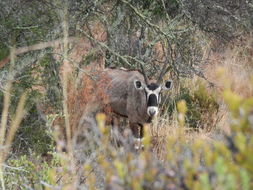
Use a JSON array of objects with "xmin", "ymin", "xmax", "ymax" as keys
[{"xmin": 0, "ymin": 0, "xmax": 252, "ymax": 189}]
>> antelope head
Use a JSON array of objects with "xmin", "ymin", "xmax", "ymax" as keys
[{"xmin": 134, "ymin": 64, "xmax": 172, "ymax": 117}]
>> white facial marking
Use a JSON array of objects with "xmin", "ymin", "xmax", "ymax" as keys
[
  {"xmin": 154, "ymin": 87, "xmax": 162, "ymax": 94},
  {"xmin": 134, "ymin": 138, "xmax": 142, "ymax": 150},
  {"xmin": 147, "ymin": 106, "xmax": 159, "ymax": 116},
  {"xmin": 145, "ymin": 86, "xmax": 161, "ymax": 117},
  {"xmin": 145, "ymin": 86, "xmax": 161, "ymax": 103}
]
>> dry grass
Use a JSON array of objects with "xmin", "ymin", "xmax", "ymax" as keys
[
  {"xmin": 204, "ymin": 35, "xmax": 253, "ymax": 98},
  {"xmin": 149, "ymin": 34, "xmax": 253, "ymax": 159},
  {"xmin": 149, "ymin": 112, "xmax": 215, "ymax": 161},
  {"xmin": 195, "ymin": 34, "xmax": 253, "ymax": 135}
]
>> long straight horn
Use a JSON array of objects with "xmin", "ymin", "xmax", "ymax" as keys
[
  {"xmin": 137, "ymin": 27, "xmax": 148, "ymax": 84},
  {"xmin": 157, "ymin": 62, "xmax": 167, "ymax": 83},
  {"xmin": 140, "ymin": 63, "xmax": 148, "ymax": 84}
]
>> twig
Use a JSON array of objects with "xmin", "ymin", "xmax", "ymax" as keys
[
  {"xmin": 0, "ymin": 37, "xmax": 80, "ymax": 69},
  {"xmin": 49, "ymin": 52, "xmax": 96, "ymax": 81},
  {"xmin": 120, "ymin": 0, "xmax": 174, "ymax": 39},
  {"xmin": 14, "ymin": 25, "xmax": 39, "ymax": 30},
  {"xmin": 2, "ymin": 164, "xmax": 27, "ymax": 172},
  {"xmin": 40, "ymin": 181, "xmax": 60, "ymax": 190},
  {"xmin": 78, "ymin": 28, "xmax": 132, "ymax": 66},
  {"xmin": 79, "ymin": 28, "xmax": 151, "ymax": 70}
]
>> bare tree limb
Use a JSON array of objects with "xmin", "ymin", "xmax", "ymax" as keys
[
  {"xmin": 120, "ymin": 0, "xmax": 174, "ymax": 39},
  {"xmin": 0, "ymin": 37, "xmax": 79, "ymax": 69}
]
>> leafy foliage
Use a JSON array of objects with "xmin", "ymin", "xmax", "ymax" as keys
[{"xmin": 168, "ymin": 81, "xmax": 219, "ymax": 131}]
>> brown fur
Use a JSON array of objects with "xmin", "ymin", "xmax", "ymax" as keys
[{"xmin": 97, "ymin": 68, "xmax": 151, "ymax": 138}]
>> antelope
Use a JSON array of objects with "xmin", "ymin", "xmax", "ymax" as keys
[{"xmin": 97, "ymin": 66, "xmax": 172, "ymax": 149}]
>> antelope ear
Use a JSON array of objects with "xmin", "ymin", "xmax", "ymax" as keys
[
  {"xmin": 134, "ymin": 80, "xmax": 144, "ymax": 90},
  {"xmin": 163, "ymin": 80, "xmax": 172, "ymax": 90}
]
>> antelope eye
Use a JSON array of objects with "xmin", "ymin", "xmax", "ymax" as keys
[
  {"xmin": 134, "ymin": 80, "xmax": 144, "ymax": 90},
  {"xmin": 135, "ymin": 81, "xmax": 142, "ymax": 88},
  {"xmin": 163, "ymin": 80, "xmax": 172, "ymax": 90}
]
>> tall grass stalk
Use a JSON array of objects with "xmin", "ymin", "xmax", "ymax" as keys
[
  {"xmin": 0, "ymin": 48, "xmax": 15, "ymax": 147},
  {"xmin": 62, "ymin": 1, "xmax": 73, "ymax": 157},
  {"xmin": 0, "ymin": 48, "xmax": 15, "ymax": 190},
  {"xmin": 4, "ymin": 93, "xmax": 26, "ymax": 156},
  {"xmin": 0, "ymin": 48, "xmax": 26, "ymax": 190},
  {"xmin": 60, "ymin": 1, "xmax": 77, "ymax": 189}
]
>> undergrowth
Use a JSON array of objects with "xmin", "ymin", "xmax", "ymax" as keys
[
  {"xmin": 168, "ymin": 80, "xmax": 220, "ymax": 132},
  {"xmin": 1, "ymin": 77, "xmax": 252, "ymax": 190}
]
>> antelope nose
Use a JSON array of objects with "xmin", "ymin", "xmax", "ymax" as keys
[
  {"xmin": 147, "ymin": 107, "xmax": 158, "ymax": 117},
  {"xmin": 149, "ymin": 110, "xmax": 156, "ymax": 116}
]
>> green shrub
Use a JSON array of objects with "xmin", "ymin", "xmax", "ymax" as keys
[
  {"xmin": 168, "ymin": 80, "xmax": 219, "ymax": 131},
  {"xmin": 13, "ymin": 104, "xmax": 54, "ymax": 155},
  {"xmin": 4, "ymin": 153, "xmax": 60, "ymax": 190},
  {"xmin": 0, "ymin": 42, "xmax": 9, "ymax": 61}
]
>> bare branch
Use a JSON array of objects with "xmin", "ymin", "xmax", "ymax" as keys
[
  {"xmin": 120, "ymin": 0, "xmax": 174, "ymax": 39},
  {"xmin": 0, "ymin": 37, "xmax": 80, "ymax": 69}
]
